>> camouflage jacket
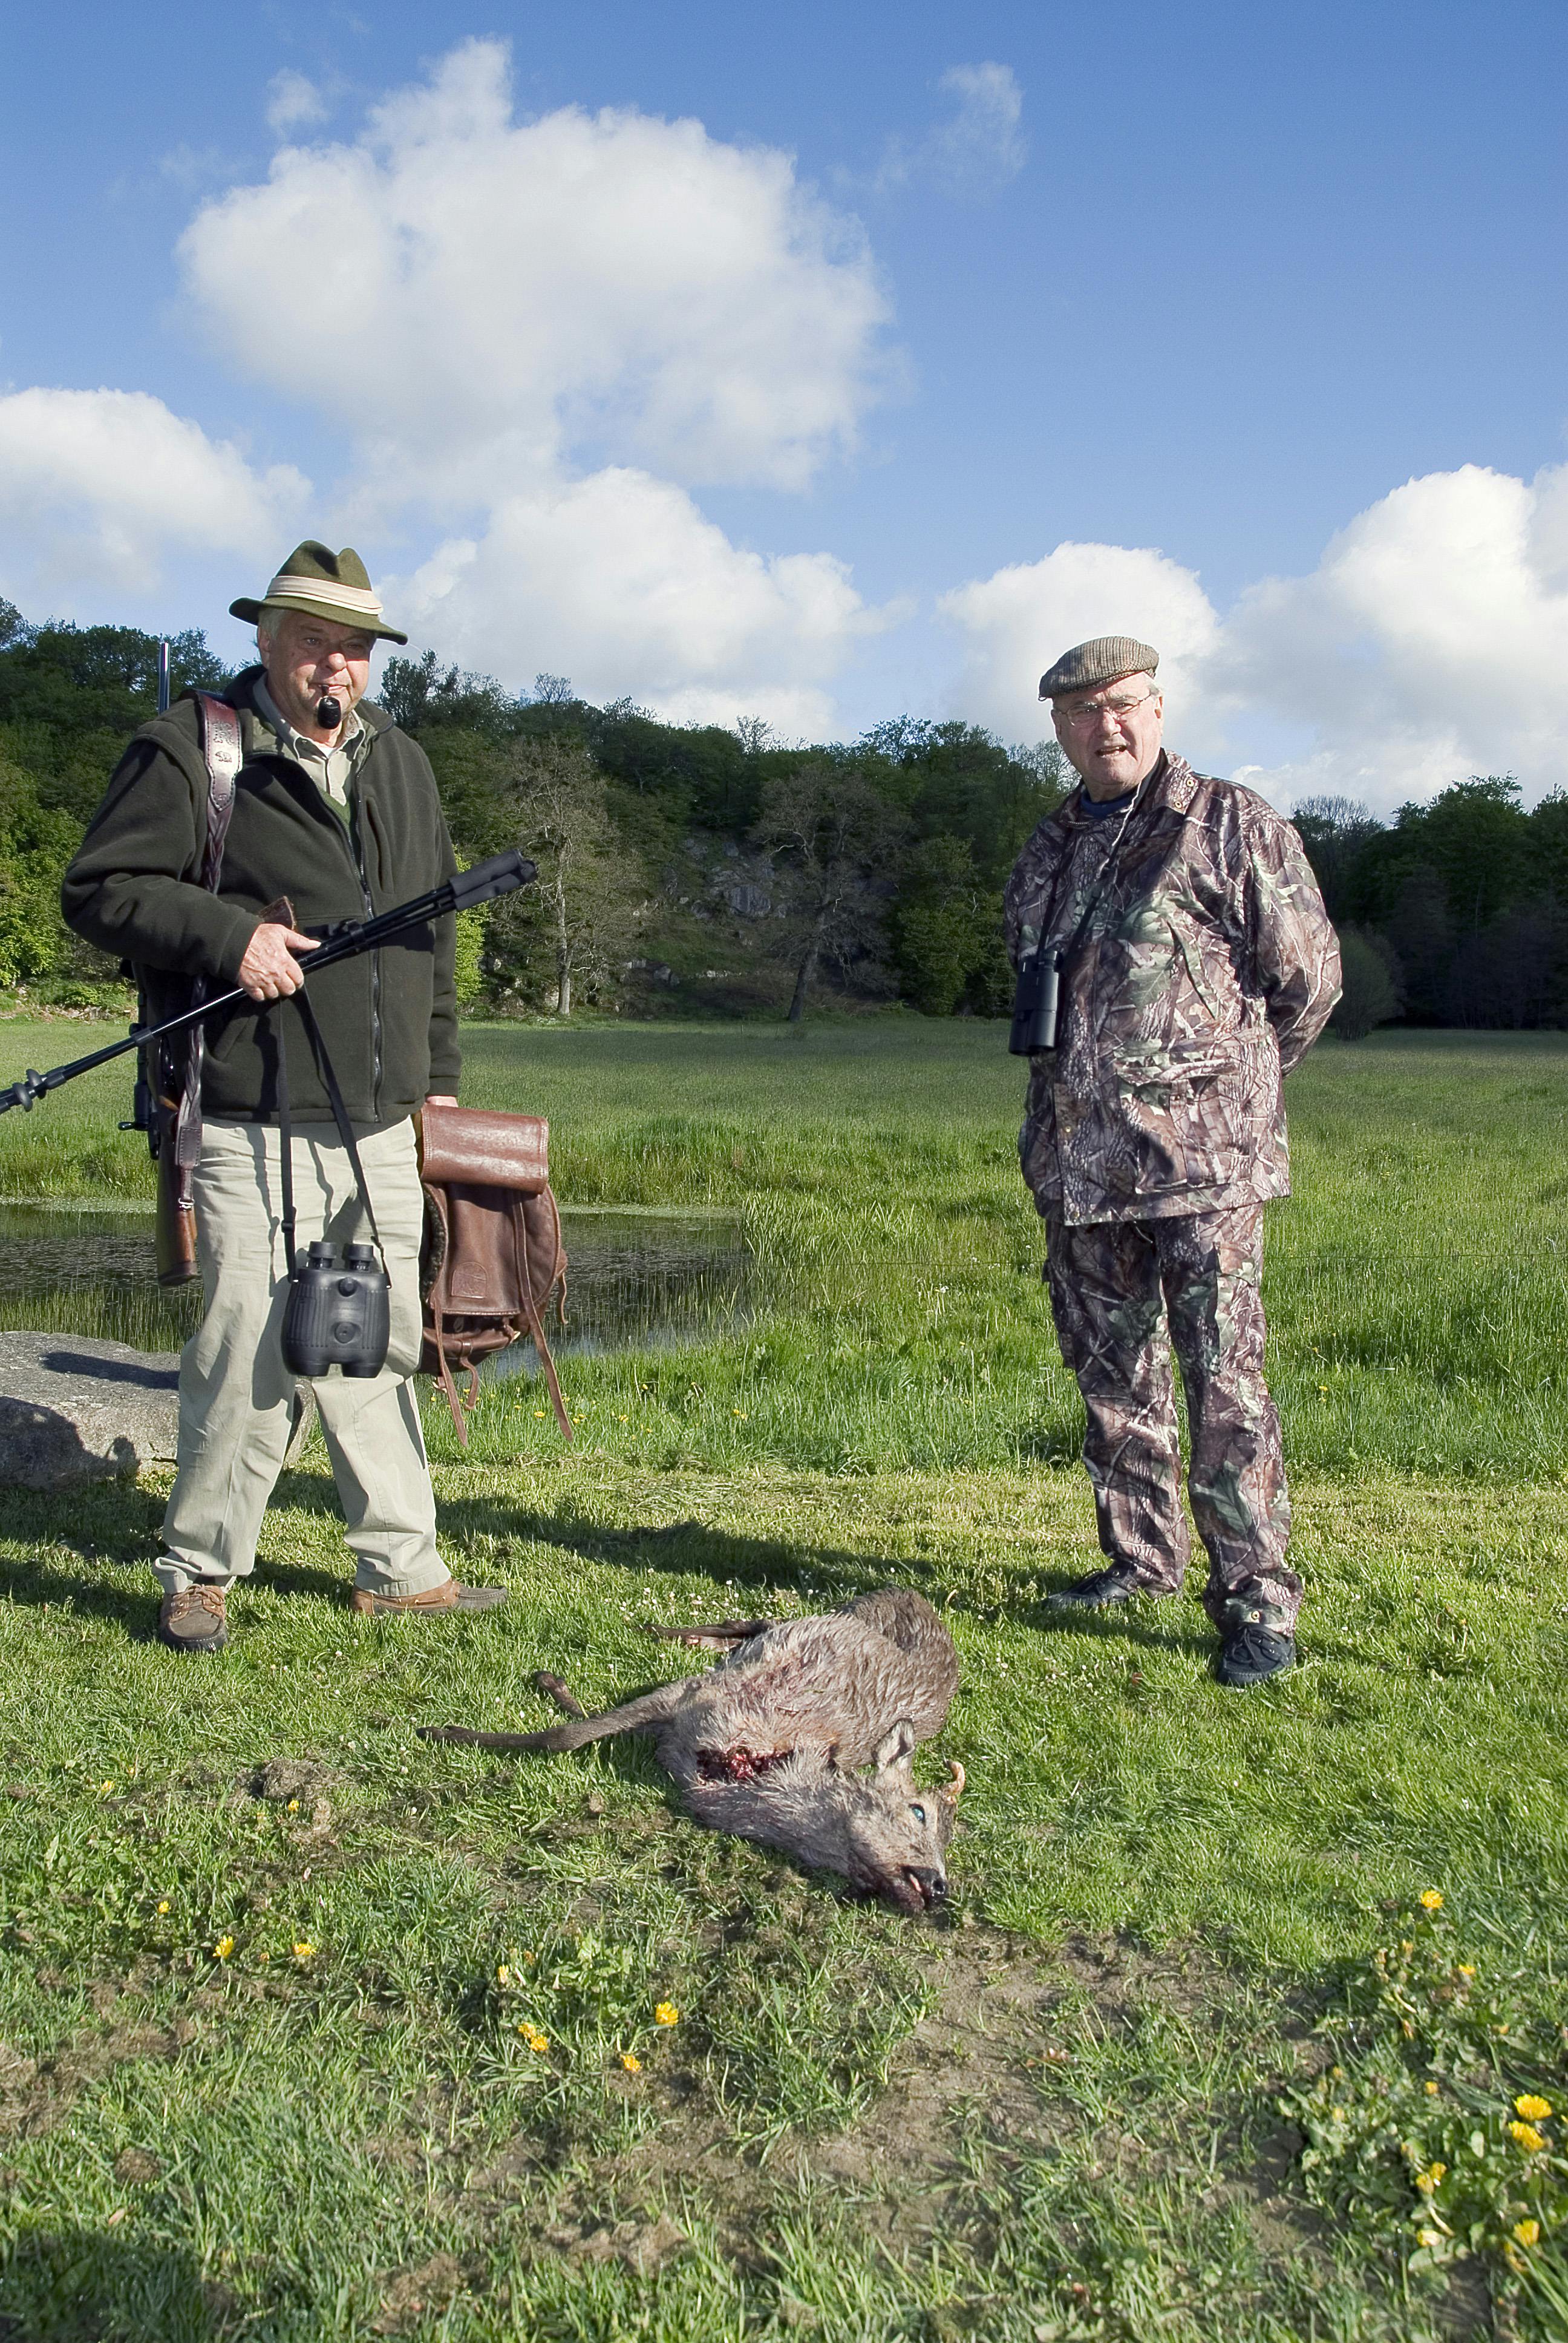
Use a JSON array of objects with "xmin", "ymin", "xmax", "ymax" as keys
[{"xmin": 1003, "ymin": 753, "xmax": 1340, "ymax": 1225}]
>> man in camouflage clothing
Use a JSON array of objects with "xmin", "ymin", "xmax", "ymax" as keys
[{"xmin": 1004, "ymin": 635, "xmax": 1339, "ymax": 1686}]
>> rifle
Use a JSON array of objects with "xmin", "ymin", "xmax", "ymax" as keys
[{"xmin": 10, "ymin": 850, "xmax": 535, "ymax": 1124}]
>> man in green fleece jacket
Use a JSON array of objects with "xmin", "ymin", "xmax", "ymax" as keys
[{"xmin": 62, "ymin": 542, "xmax": 506, "ymax": 1653}]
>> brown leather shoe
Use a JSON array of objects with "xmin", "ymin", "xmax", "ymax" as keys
[
  {"xmin": 157, "ymin": 1583, "xmax": 229, "ymax": 1653},
  {"xmin": 350, "ymin": 1579, "xmax": 509, "ymax": 1617}
]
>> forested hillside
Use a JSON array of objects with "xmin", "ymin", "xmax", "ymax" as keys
[{"xmin": 2, "ymin": 595, "xmax": 1565, "ymax": 1030}]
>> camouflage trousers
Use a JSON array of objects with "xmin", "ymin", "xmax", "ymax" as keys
[{"xmin": 1042, "ymin": 1205, "xmax": 1301, "ymax": 1629}]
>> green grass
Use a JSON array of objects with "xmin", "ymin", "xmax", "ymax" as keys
[{"xmin": 1, "ymin": 1020, "xmax": 1567, "ymax": 2339}]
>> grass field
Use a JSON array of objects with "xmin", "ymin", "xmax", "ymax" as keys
[{"xmin": 1, "ymin": 1019, "xmax": 1566, "ymax": 2341}]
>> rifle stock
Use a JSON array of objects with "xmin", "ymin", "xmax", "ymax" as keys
[{"xmin": 154, "ymin": 1101, "xmax": 199, "ymax": 1285}]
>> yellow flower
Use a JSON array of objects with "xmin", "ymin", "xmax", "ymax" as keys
[
  {"xmin": 1516, "ymin": 2095, "xmax": 1553, "ymax": 2122},
  {"xmin": 518, "ymin": 2026, "xmax": 549, "ymax": 2054},
  {"xmin": 621, "ymin": 2053, "xmax": 642, "ymax": 2073},
  {"xmin": 1420, "ymin": 1890, "xmax": 1443, "ymax": 1912},
  {"xmin": 534, "ymin": 1409, "xmax": 545, "ymax": 1418},
  {"xmin": 214, "ymin": 1936, "xmax": 235, "ymax": 1960},
  {"xmin": 292, "ymin": 1941, "xmax": 316, "ymax": 1959},
  {"xmin": 156, "ymin": 1900, "xmax": 171, "ymax": 1916},
  {"xmin": 98, "ymin": 1780, "xmax": 114, "ymax": 1795},
  {"xmin": 497, "ymin": 1965, "xmax": 511, "ymax": 1985},
  {"xmin": 1509, "ymin": 2122, "xmax": 1547, "ymax": 2153},
  {"xmin": 287, "ymin": 1798, "xmax": 300, "ymax": 1814},
  {"xmin": 1457, "ymin": 1964, "xmax": 1477, "ymax": 1978},
  {"xmin": 1417, "ymin": 2227, "xmax": 1443, "ymax": 2250},
  {"xmin": 654, "ymin": 2002, "xmax": 679, "ymax": 2027},
  {"xmin": 1414, "ymin": 2163, "xmax": 1447, "ymax": 2194},
  {"xmin": 1515, "ymin": 2219, "xmax": 1542, "ymax": 2248},
  {"xmin": 1425, "ymin": 2080, "xmax": 1440, "ymax": 2096}
]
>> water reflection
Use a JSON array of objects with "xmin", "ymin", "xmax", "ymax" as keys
[{"xmin": 0, "ymin": 1204, "xmax": 751, "ymax": 1358}]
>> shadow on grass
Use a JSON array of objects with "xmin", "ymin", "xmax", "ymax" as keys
[
  {"xmin": 0, "ymin": 2223, "xmax": 234, "ymax": 2343},
  {"xmin": 444, "ymin": 1495, "xmax": 907, "ymax": 1605}
]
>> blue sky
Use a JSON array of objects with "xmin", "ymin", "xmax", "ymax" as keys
[{"xmin": 4, "ymin": 0, "xmax": 1567, "ymax": 805}]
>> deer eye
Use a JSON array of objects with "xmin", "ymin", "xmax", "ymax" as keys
[{"xmin": 909, "ymin": 1803, "xmax": 927, "ymax": 1824}]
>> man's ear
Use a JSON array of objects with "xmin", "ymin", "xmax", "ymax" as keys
[{"xmin": 872, "ymin": 1720, "xmax": 918, "ymax": 1774}]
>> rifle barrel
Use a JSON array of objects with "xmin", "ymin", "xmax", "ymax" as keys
[{"xmin": 0, "ymin": 852, "xmax": 535, "ymax": 1118}]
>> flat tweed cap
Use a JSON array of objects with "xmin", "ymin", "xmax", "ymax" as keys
[
  {"xmin": 230, "ymin": 540, "xmax": 408, "ymax": 645},
  {"xmin": 1039, "ymin": 635, "xmax": 1159, "ymax": 700}
]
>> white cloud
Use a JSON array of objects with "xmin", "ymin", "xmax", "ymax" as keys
[
  {"xmin": 266, "ymin": 69, "xmax": 328, "ymax": 138},
  {"xmin": 0, "ymin": 387, "xmax": 309, "ymax": 609},
  {"xmin": 1215, "ymin": 464, "xmax": 1568, "ymax": 806},
  {"xmin": 391, "ymin": 465, "xmax": 901, "ymax": 737},
  {"xmin": 938, "ymin": 540, "xmax": 1223, "ymax": 752},
  {"xmin": 939, "ymin": 465, "xmax": 1568, "ymax": 811},
  {"xmin": 180, "ymin": 37, "xmax": 892, "ymax": 504},
  {"xmin": 877, "ymin": 62, "xmax": 1027, "ymax": 198}
]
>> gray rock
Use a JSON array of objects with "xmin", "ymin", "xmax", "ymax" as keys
[
  {"xmin": 0, "ymin": 1331, "xmax": 180, "ymax": 1488},
  {"xmin": 0, "ymin": 1332, "xmax": 316, "ymax": 1490}
]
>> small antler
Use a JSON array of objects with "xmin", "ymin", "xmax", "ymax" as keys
[{"xmin": 943, "ymin": 1760, "xmax": 965, "ymax": 1803}]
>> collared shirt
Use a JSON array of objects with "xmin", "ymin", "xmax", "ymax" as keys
[{"xmin": 253, "ymin": 677, "xmax": 371, "ymax": 814}]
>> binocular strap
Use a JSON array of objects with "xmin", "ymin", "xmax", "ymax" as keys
[{"xmin": 273, "ymin": 992, "xmax": 385, "ymax": 1281}]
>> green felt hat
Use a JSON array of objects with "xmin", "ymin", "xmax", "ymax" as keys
[{"xmin": 230, "ymin": 541, "xmax": 408, "ymax": 645}]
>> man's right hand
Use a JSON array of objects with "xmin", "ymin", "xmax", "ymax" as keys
[{"xmin": 237, "ymin": 923, "xmax": 320, "ymax": 1001}]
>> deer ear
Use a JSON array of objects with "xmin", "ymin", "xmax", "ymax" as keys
[{"xmin": 872, "ymin": 1719, "xmax": 918, "ymax": 1774}]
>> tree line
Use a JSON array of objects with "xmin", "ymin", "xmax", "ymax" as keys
[{"xmin": 0, "ymin": 595, "xmax": 1563, "ymax": 1032}]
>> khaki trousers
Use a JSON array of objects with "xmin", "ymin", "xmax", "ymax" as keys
[{"xmin": 155, "ymin": 1116, "xmax": 448, "ymax": 1600}]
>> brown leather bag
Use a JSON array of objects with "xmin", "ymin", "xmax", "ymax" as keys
[{"xmin": 418, "ymin": 1102, "xmax": 571, "ymax": 1446}]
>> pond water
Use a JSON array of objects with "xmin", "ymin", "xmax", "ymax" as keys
[{"xmin": 0, "ymin": 1202, "xmax": 753, "ymax": 1360}]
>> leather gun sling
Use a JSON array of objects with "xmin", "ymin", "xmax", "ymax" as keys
[{"xmin": 171, "ymin": 695, "xmax": 242, "ymax": 1187}]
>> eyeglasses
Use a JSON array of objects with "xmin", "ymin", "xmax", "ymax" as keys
[{"xmin": 1054, "ymin": 689, "xmax": 1159, "ymax": 729}]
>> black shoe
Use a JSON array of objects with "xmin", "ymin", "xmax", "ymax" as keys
[
  {"xmin": 1048, "ymin": 1563, "xmax": 1148, "ymax": 1610},
  {"xmin": 1217, "ymin": 1598, "xmax": 1295, "ymax": 1688}
]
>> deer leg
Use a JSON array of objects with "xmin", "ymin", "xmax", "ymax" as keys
[
  {"xmin": 535, "ymin": 1671, "xmax": 587, "ymax": 1718},
  {"xmin": 643, "ymin": 1617, "xmax": 773, "ymax": 1651},
  {"xmin": 420, "ymin": 1677, "xmax": 690, "ymax": 1757}
]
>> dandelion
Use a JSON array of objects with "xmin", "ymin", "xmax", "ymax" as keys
[
  {"xmin": 654, "ymin": 2001, "xmax": 679, "ymax": 2027},
  {"xmin": 98, "ymin": 1780, "xmax": 114, "ymax": 1795},
  {"xmin": 156, "ymin": 1900, "xmax": 171, "ymax": 1916},
  {"xmin": 1509, "ymin": 2122, "xmax": 1547, "ymax": 2153},
  {"xmin": 214, "ymin": 1936, "xmax": 235, "ymax": 1961},
  {"xmin": 1457, "ymin": 1964, "xmax": 1476, "ymax": 1978},
  {"xmin": 518, "ymin": 2026, "xmax": 549, "ymax": 2054},
  {"xmin": 1515, "ymin": 2219, "xmax": 1542, "ymax": 2247},
  {"xmin": 1420, "ymin": 1890, "xmax": 1443, "ymax": 1912},
  {"xmin": 292, "ymin": 1941, "xmax": 316, "ymax": 1959},
  {"xmin": 497, "ymin": 1965, "xmax": 511, "ymax": 1985},
  {"xmin": 1425, "ymin": 2080, "xmax": 1440, "ymax": 2096},
  {"xmin": 1516, "ymin": 2095, "xmax": 1553, "ymax": 2122},
  {"xmin": 621, "ymin": 2053, "xmax": 642, "ymax": 2073},
  {"xmin": 287, "ymin": 1798, "xmax": 300, "ymax": 1814},
  {"xmin": 1414, "ymin": 2163, "xmax": 1447, "ymax": 2194},
  {"xmin": 534, "ymin": 1410, "xmax": 545, "ymax": 1418}
]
